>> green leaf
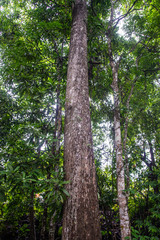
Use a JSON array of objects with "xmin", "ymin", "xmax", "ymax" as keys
[{"xmin": 62, "ymin": 189, "xmax": 70, "ymax": 197}]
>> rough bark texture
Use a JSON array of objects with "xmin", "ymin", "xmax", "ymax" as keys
[{"xmin": 62, "ymin": 1, "xmax": 101, "ymax": 239}]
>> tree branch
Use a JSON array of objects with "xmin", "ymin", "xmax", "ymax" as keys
[{"xmin": 113, "ymin": 7, "xmax": 142, "ymax": 30}]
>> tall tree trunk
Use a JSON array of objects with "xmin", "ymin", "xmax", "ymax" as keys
[
  {"xmin": 107, "ymin": 2, "xmax": 131, "ymax": 239},
  {"xmin": 62, "ymin": 1, "xmax": 101, "ymax": 239},
  {"xmin": 113, "ymin": 72, "xmax": 131, "ymax": 240}
]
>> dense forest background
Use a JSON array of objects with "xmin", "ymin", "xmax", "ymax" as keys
[{"xmin": 0, "ymin": 0, "xmax": 160, "ymax": 239}]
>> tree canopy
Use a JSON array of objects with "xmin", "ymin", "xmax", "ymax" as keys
[{"xmin": 0, "ymin": 0, "xmax": 160, "ymax": 239}]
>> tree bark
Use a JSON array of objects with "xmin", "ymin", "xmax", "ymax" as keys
[
  {"xmin": 113, "ymin": 74, "xmax": 131, "ymax": 240},
  {"xmin": 107, "ymin": 1, "xmax": 131, "ymax": 239},
  {"xmin": 62, "ymin": 1, "xmax": 101, "ymax": 239}
]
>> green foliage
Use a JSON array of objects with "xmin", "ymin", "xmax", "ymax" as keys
[{"xmin": 0, "ymin": 0, "xmax": 160, "ymax": 239}]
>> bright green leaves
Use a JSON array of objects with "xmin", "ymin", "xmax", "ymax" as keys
[
  {"xmin": 0, "ymin": 0, "xmax": 68, "ymax": 237},
  {"xmin": 0, "ymin": 0, "xmax": 160, "ymax": 239}
]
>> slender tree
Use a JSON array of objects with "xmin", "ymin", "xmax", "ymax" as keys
[
  {"xmin": 107, "ymin": 1, "xmax": 131, "ymax": 239},
  {"xmin": 62, "ymin": 0, "xmax": 101, "ymax": 239}
]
